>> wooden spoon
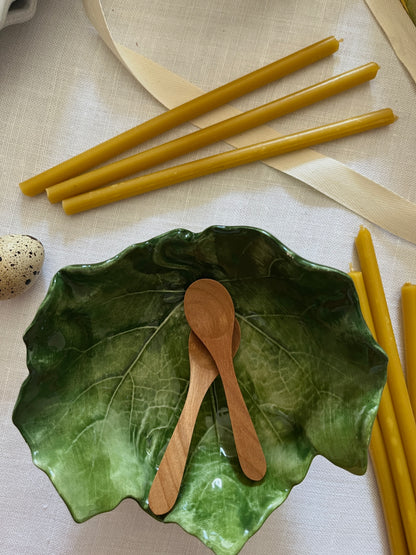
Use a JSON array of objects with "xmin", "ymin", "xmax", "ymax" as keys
[
  {"xmin": 183, "ymin": 278, "xmax": 267, "ymax": 481},
  {"xmin": 148, "ymin": 322, "xmax": 241, "ymax": 516}
]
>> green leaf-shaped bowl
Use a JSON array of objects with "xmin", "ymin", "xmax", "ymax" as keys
[{"xmin": 13, "ymin": 226, "xmax": 387, "ymax": 555}]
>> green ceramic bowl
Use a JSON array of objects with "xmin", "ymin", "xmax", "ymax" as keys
[{"xmin": 13, "ymin": 226, "xmax": 387, "ymax": 555}]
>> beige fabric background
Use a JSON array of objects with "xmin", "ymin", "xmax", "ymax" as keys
[{"xmin": 1, "ymin": 1, "xmax": 416, "ymax": 554}]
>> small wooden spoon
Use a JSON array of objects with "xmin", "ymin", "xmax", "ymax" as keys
[
  {"xmin": 184, "ymin": 278, "xmax": 267, "ymax": 481},
  {"xmin": 148, "ymin": 322, "xmax": 241, "ymax": 516}
]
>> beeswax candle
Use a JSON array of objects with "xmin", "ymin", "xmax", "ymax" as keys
[
  {"xmin": 370, "ymin": 419, "xmax": 410, "ymax": 555},
  {"xmin": 350, "ymin": 271, "xmax": 411, "ymax": 555},
  {"xmin": 20, "ymin": 36, "xmax": 340, "ymax": 197},
  {"xmin": 355, "ymin": 227, "xmax": 416, "ymax": 496},
  {"xmin": 47, "ymin": 62, "xmax": 379, "ymax": 203},
  {"xmin": 62, "ymin": 109, "xmax": 396, "ymax": 215},
  {"xmin": 402, "ymin": 283, "xmax": 416, "ymax": 416}
]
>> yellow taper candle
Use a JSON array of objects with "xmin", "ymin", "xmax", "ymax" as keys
[
  {"xmin": 402, "ymin": 283, "xmax": 416, "ymax": 416},
  {"xmin": 62, "ymin": 108, "xmax": 396, "ymax": 215},
  {"xmin": 370, "ymin": 419, "xmax": 410, "ymax": 555},
  {"xmin": 350, "ymin": 271, "xmax": 411, "ymax": 555},
  {"xmin": 47, "ymin": 62, "xmax": 379, "ymax": 203},
  {"xmin": 20, "ymin": 36, "xmax": 340, "ymax": 197},
  {"xmin": 355, "ymin": 227, "xmax": 416, "ymax": 496}
]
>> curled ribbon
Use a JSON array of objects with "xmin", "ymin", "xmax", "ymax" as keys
[{"xmin": 83, "ymin": 0, "xmax": 416, "ymax": 245}]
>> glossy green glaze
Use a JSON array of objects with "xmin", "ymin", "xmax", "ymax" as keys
[{"xmin": 13, "ymin": 226, "xmax": 387, "ymax": 555}]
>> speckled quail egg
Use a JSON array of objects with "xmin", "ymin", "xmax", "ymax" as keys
[{"xmin": 0, "ymin": 235, "xmax": 44, "ymax": 300}]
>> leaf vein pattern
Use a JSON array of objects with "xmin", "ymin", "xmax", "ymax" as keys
[
  {"xmin": 48, "ymin": 376, "xmax": 124, "ymax": 437},
  {"xmin": 67, "ymin": 326, "xmax": 158, "ymax": 358},
  {"xmin": 235, "ymin": 313, "xmax": 341, "ymax": 442},
  {"xmin": 65, "ymin": 420, "xmax": 103, "ymax": 454},
  {"xmin": 237, "ymin": 313, "xmax": 303, "ymax": 369},
  {"xmin": 99, "ymin": 301, "xmax": 185, "ymax": 441},
  {"xmin": 51, "ymin": 302, "xmax": 184, "ymax": 454},
  {"xmin": 102, "ymin": 288, "xmax": 185, "ymax": 305}
]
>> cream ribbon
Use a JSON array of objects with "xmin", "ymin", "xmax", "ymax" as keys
[
  {"xmin": 83, "ymin": 0, "xmax": 416, "ymax": 245},
  {"xmin": 365, "ymin": 0, "xmax": 416, "ymax": 84}
]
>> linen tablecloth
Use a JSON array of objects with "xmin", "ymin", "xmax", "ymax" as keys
[{"xmin": 1, "ymin": 1, "xmax": 416, "ymax": 553}]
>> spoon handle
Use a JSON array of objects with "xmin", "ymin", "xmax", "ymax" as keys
[
  {"xmin": 148, "ymin": 333, "xmax": 218, "ymax": 515},
  {"xmin": 219, "ymin": 353, "xmax": 267, "ymax": 481}
]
